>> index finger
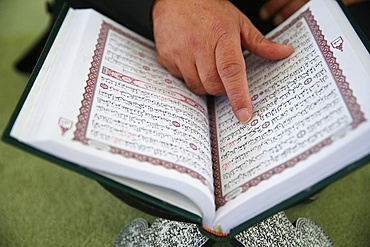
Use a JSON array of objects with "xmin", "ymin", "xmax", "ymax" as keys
[{"xmin": 215, "ymin": 33, "xmax": 252, "ymax": 123}]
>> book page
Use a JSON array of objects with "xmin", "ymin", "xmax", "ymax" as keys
[
  {"xmin": 211, "ymin": 1, "xmax": 368, "ymax": 209},
  {"xmin": 73, "ymin": 18, "xmax": 214, "ymax": 187},
  {"xmin": 10, "ymin": 8, "xmax": 217, "ymax": 227},
  {"xmin": 96, "ymin": 170, "xmax": 203, "ymax": 217}
]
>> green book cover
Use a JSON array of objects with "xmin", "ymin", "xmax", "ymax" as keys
[{"xmin": 2, "ymin": 0, "xmax": 370, "ymax": 242}]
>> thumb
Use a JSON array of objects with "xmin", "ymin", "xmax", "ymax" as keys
[{"xmin": 241, "ymin": 18, "xmax": 293, "ymax": 60}]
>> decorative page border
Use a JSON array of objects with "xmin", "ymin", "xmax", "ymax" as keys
[
  {"xmin": 212, "ymin": 9, "xmax": 365, "ymax": 208},
  {"xmin": 73, "ymin": 21, "xmax": 207, "ymax": 185}
]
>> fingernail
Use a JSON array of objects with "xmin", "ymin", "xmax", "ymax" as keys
[
  {"xmin": 259, "ymin": 7, "xmax": 270, "ymax": 20},
  {"xmin": 273, "ymin": 14, "xmax": 284, "ymax": 25},
  {"xmin": 236, "ymin": 108, "xmax": 252, "ymax": 123}
]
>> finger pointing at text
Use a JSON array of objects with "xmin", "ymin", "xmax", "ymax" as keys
[{"xmin": 153, "ymin": 0, "xmax": 293, "ymax": 122}]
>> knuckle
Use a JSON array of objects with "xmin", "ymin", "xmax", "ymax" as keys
[
  {"xmin": 203, "ymin": 73, "xmax": 225, "ymax": 95},
  {"xmin": 212, "ymin": 20, "xmax": 231, "ymax": 38},
  {"xmin": 185, "ymin": 34, "xmax": 201, "ymax": 49},
  {"xmin": 218, "ymin": 60, "xmax": 245, "ymax": 80},
  {"xmin": 185, "ymin": 78, "xmax": 206, "ymax": 95}
]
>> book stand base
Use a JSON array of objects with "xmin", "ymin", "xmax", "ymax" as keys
[{"xmin": 113, "ymin": 212, "xmax": 333, "ymax": 246}]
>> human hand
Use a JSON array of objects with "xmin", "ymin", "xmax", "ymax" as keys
[
  {"xmin": 259, "ymin": 0, "xmax": 369, "ymax": 26},
  {"xmin": 259, "ymin": 0, "xmax": 309, "ymax": 26},
  {"xmin": 152, "ymin": 0, "xmax": 293, "ymax": 122}
]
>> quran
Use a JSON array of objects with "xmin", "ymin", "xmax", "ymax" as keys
[{"xmin": 3, "ymin": 0, "xmax": 370, "ymax": 240}]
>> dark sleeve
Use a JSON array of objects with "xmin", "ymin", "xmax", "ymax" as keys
[
  {"xmin": 229, "ymin": 0, "xmax": 274, "ymax": 34},
  {"xmin": 67, "ymin": 0, "xmax": 270, "ymax": 39},
  {"xmin": 68, "ymin": 0, "xmax": 156, "ymax": 40}
]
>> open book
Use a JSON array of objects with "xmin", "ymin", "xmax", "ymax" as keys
[{"xmin": 3, "ymin": 0, "xmax": 370, "ymax": 240}]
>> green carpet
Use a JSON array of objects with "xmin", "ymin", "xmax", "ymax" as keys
[{"xmin": 0, "ymin": 0, "xmax": 369, "ymax": 246}]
